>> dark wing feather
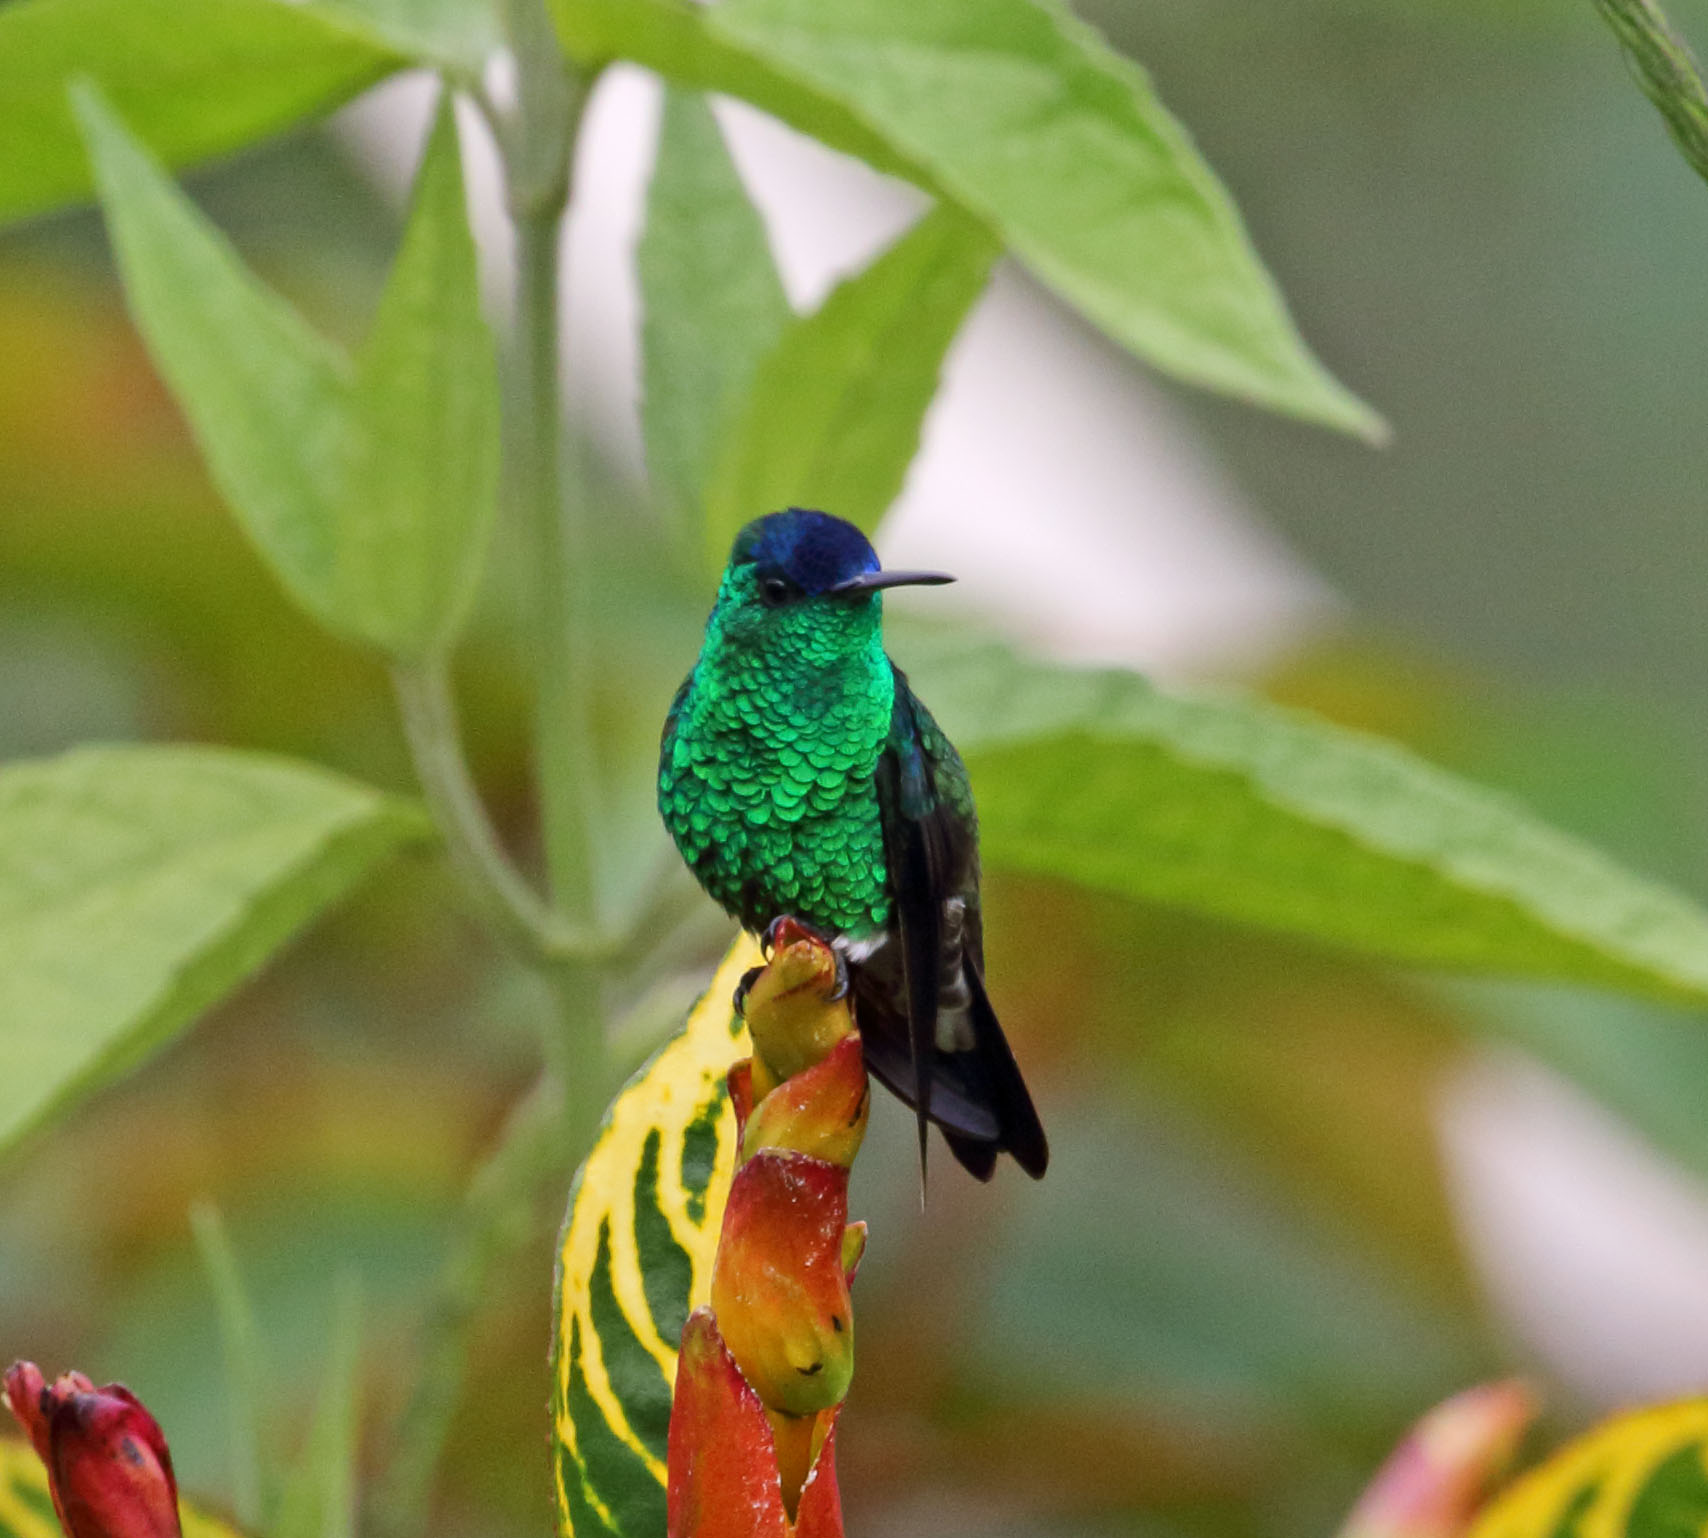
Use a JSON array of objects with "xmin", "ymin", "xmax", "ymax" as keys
[
  {"xmin": 961, "ymin": 949, "xmax": 1048, "ymax": 1177},
  {"xmin": 869, "ymin": 669, "xmax": 1049, "ymax": 1183},
  {"xmin": 873, "ymin": 685, "xmax": 947, "ymax": 1178}
]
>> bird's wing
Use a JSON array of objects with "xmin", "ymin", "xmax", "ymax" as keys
[
  {"xmin": 875, "ymin": 668, "xmax": 971, "ymax": 1178},
  {"xmin": 660, "ymin": 675, "xmax": 691, "ymax": 753}
]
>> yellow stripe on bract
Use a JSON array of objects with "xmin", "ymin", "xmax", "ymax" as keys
[
  {"xmin": 1469, "ymin": 1401, "xmax": 1708, "ymax": 1538},
  {"xmin": 553, "ymin": 936, "xmax": 759, "ymax": 1489}
]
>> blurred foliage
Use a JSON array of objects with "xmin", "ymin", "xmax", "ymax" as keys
[{"xmin": 5, "ymin": 6, "xmax": 1708, "ymax": 1538}]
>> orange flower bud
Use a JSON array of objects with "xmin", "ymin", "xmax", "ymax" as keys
[
  {"xmin": 709, "ymin": 1152, "xmax": 855, "ymax": 1419},
  {"xmin": 741, "ymin": 1035, "xmax": 870, "ymax": 1169},
  {"xmin": 742, "ymin": 923, "xmax": 853, "ymax": 1095}
]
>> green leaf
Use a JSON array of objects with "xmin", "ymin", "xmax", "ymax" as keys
[
  {"xmin": 702, "ymin": 205, "xmax": 997, "ymax": 571},
  {"xmin": 1596, "ymin": 0, "xmax": 1708, "ymax": 190},
  {"xmin": 74, "ymin": 85, "xmax": 500, "ymax": 659},
  {"xmin": 344, "ymin": 97, "xmax": 502, "ymax": 655},
  {"xmin": 0, "ymin": 745, "xmax": 431, "ymax": 1156},
  {"xmin": 191, "ymin": 1201, "xmax": 271, "ymax": 1532},
  {"xmin": 0, "ymin": 0, "xmax": 403, "ymax": 229},
  {"xmin": 639, "ymin": 89, "xmax": 790, "ymax": 544},
  {"xmin": 552, "ymin": 0, "xmax": 917, "ymax": 180},
  {"xmin": 73, "ymin": 82, "xmax": 358, "ymax": 632},
  {"xmin": 551, "ymin": 938, "xmax": 757, "ymax": 1538},
  {"xmin": 276, "ymin": 1274, "xmax": 364, "ymax": 1538},
  {"xmin": 318, "ymin": 0, "xmax": 501, "ymax": 73},
  {"xmin": 901, "ymin": 635, "xmax": 1708, "ymax": 1007},
  {"xmin": 550, "ymin": 0, "xmax": 1384, "ymax": 438},
  {"xmin": 0, "ymin": 1437, "xmax": 250, "ymax": 1538}
]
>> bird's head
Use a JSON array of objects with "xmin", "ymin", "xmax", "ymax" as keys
[{"xmin": 705, "ymin": 509, "xmax": 953, "ymax": 659}]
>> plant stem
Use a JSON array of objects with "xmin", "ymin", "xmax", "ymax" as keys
[
  {"xmin": 499, "ymin": 0, "xmax": 601, "ymax": 931},
  {"xmin": 392, "ymin": 663, "xmax": 596, "ymax": 966},
  {"xmin": 374, "ymin": 18, "xmax": 621, "ymax": 1536},
  {"xmin": 1598, "ymin": 0, "xmax": 1708, "ymax": 187}
]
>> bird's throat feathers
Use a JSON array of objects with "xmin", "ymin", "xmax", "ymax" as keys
[{"xmin": 689, "ymin": 565, "xmax": 895, "ymax": 759}]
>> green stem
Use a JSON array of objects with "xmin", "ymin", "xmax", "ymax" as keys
[
  {"xmin": 1598, "ymin": 0, "xmax": 1708, "ymax": 186},
  {"xmin": 392, "ymin": 663, "xmax": 596, "ymax": 966},
  {"xmin": 499, "ymin": 0, "xmax": 601, "ymax": 929},
  {"xmin": 373, "ymin": 22, "xmax": 621, "ymax": 1536},
  {"xmin": 515, "ymin": 210, "xmax": 601, "ymax": 924}
]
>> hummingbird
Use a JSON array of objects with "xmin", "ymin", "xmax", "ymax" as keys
[{"xmin": 658, "ymin": 508, "xmax": 1048, "ymax": 1181}]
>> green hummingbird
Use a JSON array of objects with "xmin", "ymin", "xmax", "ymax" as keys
[{"xmin": 659, "ymin": 508, "xmax": 1048, "ymax": 1181}]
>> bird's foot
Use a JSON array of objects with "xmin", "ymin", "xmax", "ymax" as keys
[
  {"xmin": 827, "ymin": 948, "xmax": 850, "ymax": 1002},
  {"xmin": 732, "ymin": 965, "xmax": 765, "ymax": 1020},
  {"xmin": 760, "ymin": 915, "xmax": 851, "ymax": 1001}
]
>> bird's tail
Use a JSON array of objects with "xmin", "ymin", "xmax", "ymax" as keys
[{"xmin": 860, "ymin": 957, "xmax": 1048, "ymax": 1182}]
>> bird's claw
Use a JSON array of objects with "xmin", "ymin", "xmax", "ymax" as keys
[
  {"xmin": 826, "ymin": 949, "xmax": 850, "ymax": 1002},
  {"xmin": 759, "ymin": 915, "xmax": 851, "ymax": 1000},
  {"xmin": 732, "ymin": 965, "xmax": 766, "ymax": 1020}
]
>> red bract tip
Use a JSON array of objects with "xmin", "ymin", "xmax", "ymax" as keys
[
  {"xmin": 4, "ymin": 1362, "xmax": 181, "ymax": 1538},
  {"xmin": 4, "ymin": 1361, "xmax": 54, "ymax": 1463}
]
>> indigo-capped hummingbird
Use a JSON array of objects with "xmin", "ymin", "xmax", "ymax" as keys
[{"xmin": 659, "ymin": 509, "xmax": 1048, "ymax": 1181}]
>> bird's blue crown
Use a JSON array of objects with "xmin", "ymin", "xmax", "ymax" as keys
[{"xmin": 730, "ymin": 509, "xmax": 879, "ymax": 596}]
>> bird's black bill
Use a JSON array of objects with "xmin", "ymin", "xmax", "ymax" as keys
[{"xmin": 828, "ymin": 569, "xmax": 956, "ymax": 595}]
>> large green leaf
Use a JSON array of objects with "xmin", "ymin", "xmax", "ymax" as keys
[
  {"xmin": 0, "ymin": 0, "xmax": 403, "ymax": 229},
  {"xmin": 75, "ymin": 87, "xmax": 500, "ymax": 659},
  {"xmin": 0, "ymin": 745, "xmax": 430, "ymax": 1156},
  {"xmin": 900, "ymin": 636, "xmax": 1708, "ymax": 1007},
  {"xmin": 550, "ymin": 0, "xmax": 1383, "ymax": 438},
  {"xmin": 702, "ymin": 204, "xmax": 997, "ymax": 572},
  {"xmin": 551, "ymin": 938, "xmax": 757, "ymax": 1538},
  {"xmin": 639, "ymin": 89, "xmax": 791, "ymax": 545}
]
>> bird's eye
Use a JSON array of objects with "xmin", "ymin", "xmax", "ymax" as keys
[{"xmin": 758, "ymin": 575, "xmax": 794, "ymax": 607}]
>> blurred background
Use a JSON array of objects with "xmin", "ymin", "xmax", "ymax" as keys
[{"xmin": 5, "ymin": 3, "xmax": 1708, "ymax": 1538}]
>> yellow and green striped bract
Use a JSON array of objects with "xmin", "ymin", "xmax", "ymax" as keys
[
  {"xmin": 1472, "ymin": 1400, "xmax": 1708, "ymax": 1538},
  {"xmin": 550, "ymin": 936, "xmax": 760, "ymax": 1538}
]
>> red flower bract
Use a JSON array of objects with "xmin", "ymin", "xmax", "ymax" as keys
[
  {"xmin": 4, "ymin": 1361, "xmax": 182, "ymax": 1538},
  {"xmin": 668, "ymin": 1310, "xmax": 844, "ymax": 1538}
]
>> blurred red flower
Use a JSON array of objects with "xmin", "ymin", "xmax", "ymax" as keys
[{"xmin": 3, "ymin": 1361, "xmax": 182, "ymax": 1538}]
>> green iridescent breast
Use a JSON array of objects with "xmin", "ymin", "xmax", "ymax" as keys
[{"xmin": 658, "ymin": 578, "xmax": 897, "ymax": 937}]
